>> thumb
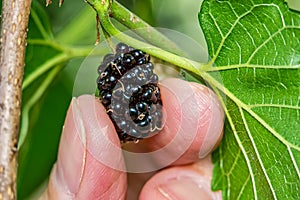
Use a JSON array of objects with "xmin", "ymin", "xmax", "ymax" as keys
[{"xmin": 42, "ymin": 95, "xmax": 126, "ymax": 199}]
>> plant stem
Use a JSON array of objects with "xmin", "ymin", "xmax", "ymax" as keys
[
  {"xmin": 19, "ymin": 65, "xmax": 64, "ymax": 149},
  {"xmin": 27, "ymin": 39, "xmax": 67, "ymax": 52},
  {"xmin": 88, "ymin": 0, "xmax": 205, "ymax": 76},
  {"xmin": 22, "ymin": 54, "xmax": 69, "ymax": 90},
  {"xmin": 22, "ymin": 44, "xmax": 106, "ymax": 90},
  {"xmin": 30, "ymin": 8, "xmax": 53, "ymax": 39},
  {"xmin": 110, "ymin": 1, "xmax": 182, "ymax": 55},
  {"xmin": 0, "ymin": 0, "xmax": 32, "ymax": 199}
]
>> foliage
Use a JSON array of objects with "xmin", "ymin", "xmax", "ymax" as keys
[
  {"xmin": 199, "ymin": 1, "xmax": 300, "ymax": 199},
  {"xmin": 14, "ymin": 0, "xmax": 300, "ymax": 199}
]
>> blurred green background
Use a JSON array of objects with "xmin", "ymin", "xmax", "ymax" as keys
[{"xmin": 0, "ymin": 0, "xmax": 298, "ymax": 199}]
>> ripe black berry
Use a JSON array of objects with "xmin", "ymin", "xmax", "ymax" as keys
[{"xmin": 97, "ymin": 43, "xmax": 163, "ymax": 142}]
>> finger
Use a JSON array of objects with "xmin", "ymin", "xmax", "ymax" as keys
[
  {"xmin": 139, "ymin": 155, "xmax": 222, "ymax": 200},
  {"xmin": 143, "ymin": 78, "xmax": 224, "ymax": 165},
  {"xmin": 44, "ymin": 95, "xmax": 126, "ymax": 199}
]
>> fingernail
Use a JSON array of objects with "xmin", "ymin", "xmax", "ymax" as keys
[
  {"xmin": 54, "ymin": 97, "xmax": 86, "ymax": 194},
  {"xmin": 158, "ymin": 176, "xmax": 213, "ymax": 200},
  {"xmin": 190, "ymin": 83, "xmax": 224, "ymax": 159},
  {"xmin": 199, "ymin": 89, "xmax": 224, "ymax": 158},
  {"xmin": 75, "ymin": 95, "xmax": 124, "ymax": 171}
]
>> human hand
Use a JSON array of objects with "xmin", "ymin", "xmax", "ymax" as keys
[{"xmin": 41, "ymin": 78, "xmax": 224, "ymax": 200}]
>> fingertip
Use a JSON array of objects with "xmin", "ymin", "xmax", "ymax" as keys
[
  {"xmin": 46, "ymin": 95, "xmax": 127, "ymax": 199},
  {"xmin": 188, "ymin": 83, "xmax": 224, "ymax": 159},
  {"xmin": 76, "ymin": 94, "xmax": 121, "ymax": 147},
  {"xmin": 143, "ymin": 78, "xmax": 224, "ymax": 165}
]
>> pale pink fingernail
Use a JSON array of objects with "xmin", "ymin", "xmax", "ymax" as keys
[
  {"xmin": 75, "ymin": 95, "xmax": 124, "ymax": 171},
  {"xmin": 54, "ymin": 97, "xmax": 86, "ymax": 195},
  {"xmin": 158, "ymin": 176, "xmax": 214, "ymax": 200},
  {"xmin": 199, "ymin": 89, "xmax": 224, "ymax": 158},
  {"xmin": 190, "ymin": 83, "xmax": 224, "ymax": 158}
]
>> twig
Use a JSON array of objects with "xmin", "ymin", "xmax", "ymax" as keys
[
  {"xmin": 0, "ymin": 0, "xmax": 32, "ymax": 199},
  {"xmin": 95, "ymin": 13, "xmax": 101, "ymax": 45},
  {"xmin": 110, "ymin": 1, "xmax": 181, "ymax": 55},
  {"xmin": 86, "ymin": 0, "xmax": 203, "ymax": 75}
]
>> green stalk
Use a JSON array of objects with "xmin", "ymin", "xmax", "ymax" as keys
[
  {"xmin": 22, "ymin": 54, "xmax": 68, "ymax": 90},
  {"xmin": 22, "ymin": 44, "xmax": 107, "ymax": 90},
  {"xmin": 19, "ymin": 65, "xmax": 64, "ymax": 149},
  {"xmin": 110, "ymin": 1, "xmax": 182, "ymax": 55},
  {"xmin": 87, "ymin": 0, "xmax": 205, "ymax": 76}
]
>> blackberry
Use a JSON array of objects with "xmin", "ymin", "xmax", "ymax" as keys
[{"xmin": 97, "ymin": 43, "xmax": 163, "ymax": 142}]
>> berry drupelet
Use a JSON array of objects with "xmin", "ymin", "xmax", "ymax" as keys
[{"xmin": 97, "ymin": 43, "xmax": 163, "ymax": 143}]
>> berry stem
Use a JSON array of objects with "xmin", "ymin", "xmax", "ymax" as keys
[
  {"xmin": 101, "ymin": 23, "xmax": 117, "ymax": 53},
  {"xmin": 86, "ymin": 0, "xmax": 206, "ymax": 76},
  {"xmin": 110, "ymin": 2, "xmax": 182, "ymax": 55}
]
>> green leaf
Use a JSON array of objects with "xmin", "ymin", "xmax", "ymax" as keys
[{"xmin": 198, "ymin": 0, "xmax": 300, "ymax": 199}]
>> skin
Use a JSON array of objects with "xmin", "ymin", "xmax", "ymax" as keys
[{"xmin": 40, "ymin": 78, "xmax": 224, "ymax": 200}]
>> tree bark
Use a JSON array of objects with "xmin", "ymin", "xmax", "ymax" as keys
[{"xmin": 0, "ymin": 0, "xmax": 32, "ymax": 199}]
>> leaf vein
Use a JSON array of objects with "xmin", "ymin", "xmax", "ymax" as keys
[
  {"xmin": 239, "ymin": 107, "xmax": 277, "ymax": 199},
  {"xmin": 209, "ymin": 2, "xmax": 298, "ymax": 65},
  {"xmin": 204, "ymin": 64, "xmax": 299, "ymax": 71},
  {"xmin": 287, "ymin": 146, "xmax": 300, "ymax": 180},
  {"xmin": 236, "ymin": 175, "xmax": 251, "ymax": 200},
  {"xmin": 213, "ymin": 89, "xmax": 257, "ymax": 200},
  {"xmin": 202, "ymin": 72, "xmax": 300, "ymax": 151},
  {"xmin": 249, "ymin": 104, "xmax": 300, "ymax": 109},
  {"xmin": 246, "ymin": 26, "xmax": 300, "ymax": 64}
]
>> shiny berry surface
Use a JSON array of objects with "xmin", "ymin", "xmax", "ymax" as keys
[{"xmin": 97, "ymin": 43, "xmax": 163, "ymax": 142}]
